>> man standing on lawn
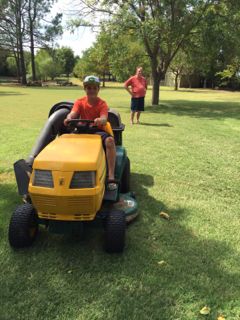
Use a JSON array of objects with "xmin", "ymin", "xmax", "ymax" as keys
[{"xmin": 124, "ymin": 67, "xmax": 147, "ymax": 125}]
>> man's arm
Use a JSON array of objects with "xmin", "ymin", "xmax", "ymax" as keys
[
  {"xmin": 124, "ymin": 85, "xmax": 133, "ymax": 96},
  {"xmin": 124, "ymin": 78, "xmax": 133, "ymax": 96}
]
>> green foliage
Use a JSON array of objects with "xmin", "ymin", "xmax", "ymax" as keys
[
  {"xmin": 0, "ymin": 49, "xmax": 9, "ymax": 75},
  {"xmin": 216, "ymin": 59, "xmax": 240, "ymax": 89},
  {"xmin": 73, "ymin": 26, "xmax": 150, "ymax": 82},
  {"xmin": 35, "ymin": 49, "xmax": 62, "ymax": 80},
  {"xmin": 107, "ymin": 30, "xmax": 150, "ymax": 81},
  {"xmin": 6, "ymin": 57, "xmax": 17, "ymax": 76},
  {"xmin": 71, "ymin": 0, "xmax": 221, "ymax": 103},
  {"xmin": 73, "ymin": 48, "xmax": 99, "ymax": 79},
  {"xmin": 55, "ymin": 47, "xmax": 75, "ymax": 77},
  {"xmin": 73, "ymin": 32, "xmax": 111, "ymax": 82},
  {"xmin": 182, "ymin": 1, "xmax": 240, "ymax": 88},
  {"xmin": 0, "ymin": 0, "xmax": 62, "ymax": 83},
  {"xmin": 43, "ymin": 13, "xmax": 63, "ymax": 43}
]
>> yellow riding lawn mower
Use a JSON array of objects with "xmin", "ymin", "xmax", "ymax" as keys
[{"xmin": 9, "ymin": 102, "xmax": 138, "ymax": 253}]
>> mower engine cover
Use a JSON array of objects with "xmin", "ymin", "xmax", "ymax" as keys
[{"xmin": 28, "ymin": 134, "xmax": 106, "ymax": 221}]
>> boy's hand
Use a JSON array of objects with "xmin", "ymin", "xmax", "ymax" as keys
[
  {"xmin": 64, "ymin": 118, "xmax": 70, "ymax": 126},
  {"xmin": 94, "ymin": 118, "xmax": 105, "ymax": 126}
]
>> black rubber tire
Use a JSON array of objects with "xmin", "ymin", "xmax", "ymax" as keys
[
  {"xmin": 8, "ymin": 203, "xmax": 39, "ymax": 248},
  {"xmin": 104, "ymin": 210, "xmax": 126, "ymax": 253},
  {"xmin": 120, "ymin": 157, "xmax": 130, "ymax": 193}
]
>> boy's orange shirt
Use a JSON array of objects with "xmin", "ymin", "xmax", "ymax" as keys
[{"xmin": 72, "ymin": 96, "xmax": 108, "ymax": 120}]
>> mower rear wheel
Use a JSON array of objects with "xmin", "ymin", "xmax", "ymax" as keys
[
  {"xmin": 120, "ymin": 157, "xmax": 130, "ymax": 193},
  {"xmin": 8, "ymin": 203, "xmax": 38, "ymax": 248},
  {"xmin": 104, "ymin": 210, "xmax": 126, "ymax": 253}
]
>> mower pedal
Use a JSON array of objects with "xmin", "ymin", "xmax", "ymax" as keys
[{"xmin": 104, "ymin": 188, "xmax": 118, "ymax": 202}]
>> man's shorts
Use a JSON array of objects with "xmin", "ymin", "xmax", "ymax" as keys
[
  {"xmin": 94, "ymin": 130, "xmax": 112, "ymax": 149},
  {"xmin": 131, "ymin": 97, "xmax": 145, "ymax": 111}
]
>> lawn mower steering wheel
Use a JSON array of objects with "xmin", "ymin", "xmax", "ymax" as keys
[{"xmin": 67, "ymin": 119, "xmax": 97, "ymax": 133}]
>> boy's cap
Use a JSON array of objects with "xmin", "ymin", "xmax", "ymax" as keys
[{"xmin": 83, "ymin": 75, "xmax": 100, "ymax": 85}]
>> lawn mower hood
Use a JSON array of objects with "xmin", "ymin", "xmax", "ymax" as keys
[{"xmin": 28, "ymin": 133, "xmax": 106, "ymax": 221}]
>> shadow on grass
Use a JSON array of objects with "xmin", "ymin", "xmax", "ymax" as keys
[
  {"xmin": 139, "ymin": 122, "xmax": 173, "ymax": 127},
  {"xmin": 0, "ymin": 91, "xmax": 26, "ymax": 96},
  {"xmin": 175, "ymin": 89, "xmax": 219, "ymax": 93},
  {"xmin": 145, "ymin": 100, "xmax": 240, "ymax": 120},
  {"xmin": 1, "ymin": 175, "xmax": 240, "ymax": 319},
  {"xmin": 26, "ymin": 86, "xmax": 81, "ymax": 91}
]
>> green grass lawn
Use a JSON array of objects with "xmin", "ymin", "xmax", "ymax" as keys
[{"xmin": 0, "ymin": 84, "xmax": 240, "ymax": 320}]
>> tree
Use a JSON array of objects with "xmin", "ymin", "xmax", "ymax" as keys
[
  {"xmin": 73, "ymin": 26, "xmax": 150, "ymax": 84},
  {"xmin": 71, "ymin": 0, "xmax": 216, "ymax": 104},
  {"xmin": 0, "ymin": 0, "xmax": 29, "ymax": 84},
  {"xmin": 0, "ymin": 49, "xmax": 9, "ymax": 75},
  {"xmin": 6, "ymin": 56, "xmax": 18, "ymax": 76},
  {"xmin": 0, "ymin": 0, "xmax": 62, "ymax": 84},
  {"xmin": 34, "ymin": 49, "xmax": 62, "ymax": 80},
  {"xmin": 182, "ymin": 1, "xmax": 240, "ymax": 89},
  {"xmin": 26, "ymin": 1, "xmax": 62, "ymax": 81},
  {"xmin": 170, "ymin": 49, "xmax": 195, "ymax": 90},
  {"xmin": 55, "ymin": 47, "xmax": 75, "ymax": 78},
  {"xmin": 73, "ymin": 47, "xmax": 103, "ymax": 81},
  {"xmin": 216, "ymin": 58, "xmax": 240, "ymax": 90},
  {"xmin": 106, "ymin": 28, "xmax": 150, "ymax": 82}
]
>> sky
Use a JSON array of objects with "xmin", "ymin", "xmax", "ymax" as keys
[{"xmin": 49, "ymin": 0, "xmax": 97, "ymax": 57}]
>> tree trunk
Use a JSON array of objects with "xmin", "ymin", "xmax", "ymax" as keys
[
  {"xmin": 29, "ymin": 22, "xmax": 36, "ymax": 81},
  {"xmin": 203, "ymin": 78, "xmax": 207, "ymax": 88},
  {"xmin": 13, "ymin": 49, "xmax": 21, "ymax": 82},
  {"xmin": 152, "ymin": 74, "xmax": 160, "ymax": 105},
  {"xmin": 28, "ymin": 0, "xmax": 37, "ymax": 81},
  {"xmin": 16, "ymin": 1, "xmax": 27, "ymax": 85},
  {"xmin": 187, "ymin": 75, "xmax": 192, "ymax": 88},
  {"xmin": 152, "ymin": 67, "xmax": 161, "ymax": 106},
  {"xmin": 174, "ymin": 73, "xmax": 179, "ymax": 91},
  {"xmin": 102, "ymin": 72, "xmax": 105, "ymax": 87},
  {"xmin": 19, "ymin": 38, "xmax": 27, "ymax": 84}
]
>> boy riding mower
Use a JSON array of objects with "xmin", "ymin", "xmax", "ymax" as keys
[{"xmin": 9, "ymin": 102, "xmax": 138, "ymax": 253}]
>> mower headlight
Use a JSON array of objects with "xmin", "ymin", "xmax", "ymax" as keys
[
  {"xmin": 70, "ymin": 171, "xmax": 96, "ymax": 189},
  {"xmin": 33, "ymin": 170, "xmax": 54, "ymax": 188}
]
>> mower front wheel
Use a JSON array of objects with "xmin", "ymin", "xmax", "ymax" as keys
[
  {"xmin": 104, "ymin": 210, "xmax": 126, "ymax": 253},
  {"xmin": 8, "ymin": 203, "xmax": 39, "ymax": 248}
]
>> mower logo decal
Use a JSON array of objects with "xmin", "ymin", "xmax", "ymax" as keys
[{"xmin": 59, "ymin": 178, "xmax": 65, "ymax": 186}]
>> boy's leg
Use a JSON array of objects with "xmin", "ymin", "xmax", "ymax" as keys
[
  {"xmin": 95, "ymin": 132, "xmax": 117, "ymax": 190},
  {"xmin": 105, "ymin": 136, "xmax": 116, "ymax": 182}
]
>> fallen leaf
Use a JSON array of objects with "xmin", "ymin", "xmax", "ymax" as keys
[
  {"xmin": 67, "ymin": 270, "xmax": 72, "ymax": 274},
  {"xmin": 157, "ymin": 260, "xmax": 166, "ymax": 266},
  {"xmin": 217, "ymin": 316, "xmax": 225, "ymax": 320},
  {"xmin": 200, "ymin": 306, "xmax": 211, "ymax": 315},
  {"xmin": 28, "ymin": 272, "xmax": 33, "ymax": 280},
  {"xmin": 159, "ymin": 211, "xmax": 170, "ymax": 220}
]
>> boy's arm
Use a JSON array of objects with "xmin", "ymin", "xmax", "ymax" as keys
[
  {"xmin": 94, "ymin": 115, "xmax": 107, "ymax": 126},
  {"xmin": 94, "ymin": 103, "xmax": 108, "ymax": 126},
  {"xmin": 64, "ymin": 111, "xmax": 79, "ymax": 126}
]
